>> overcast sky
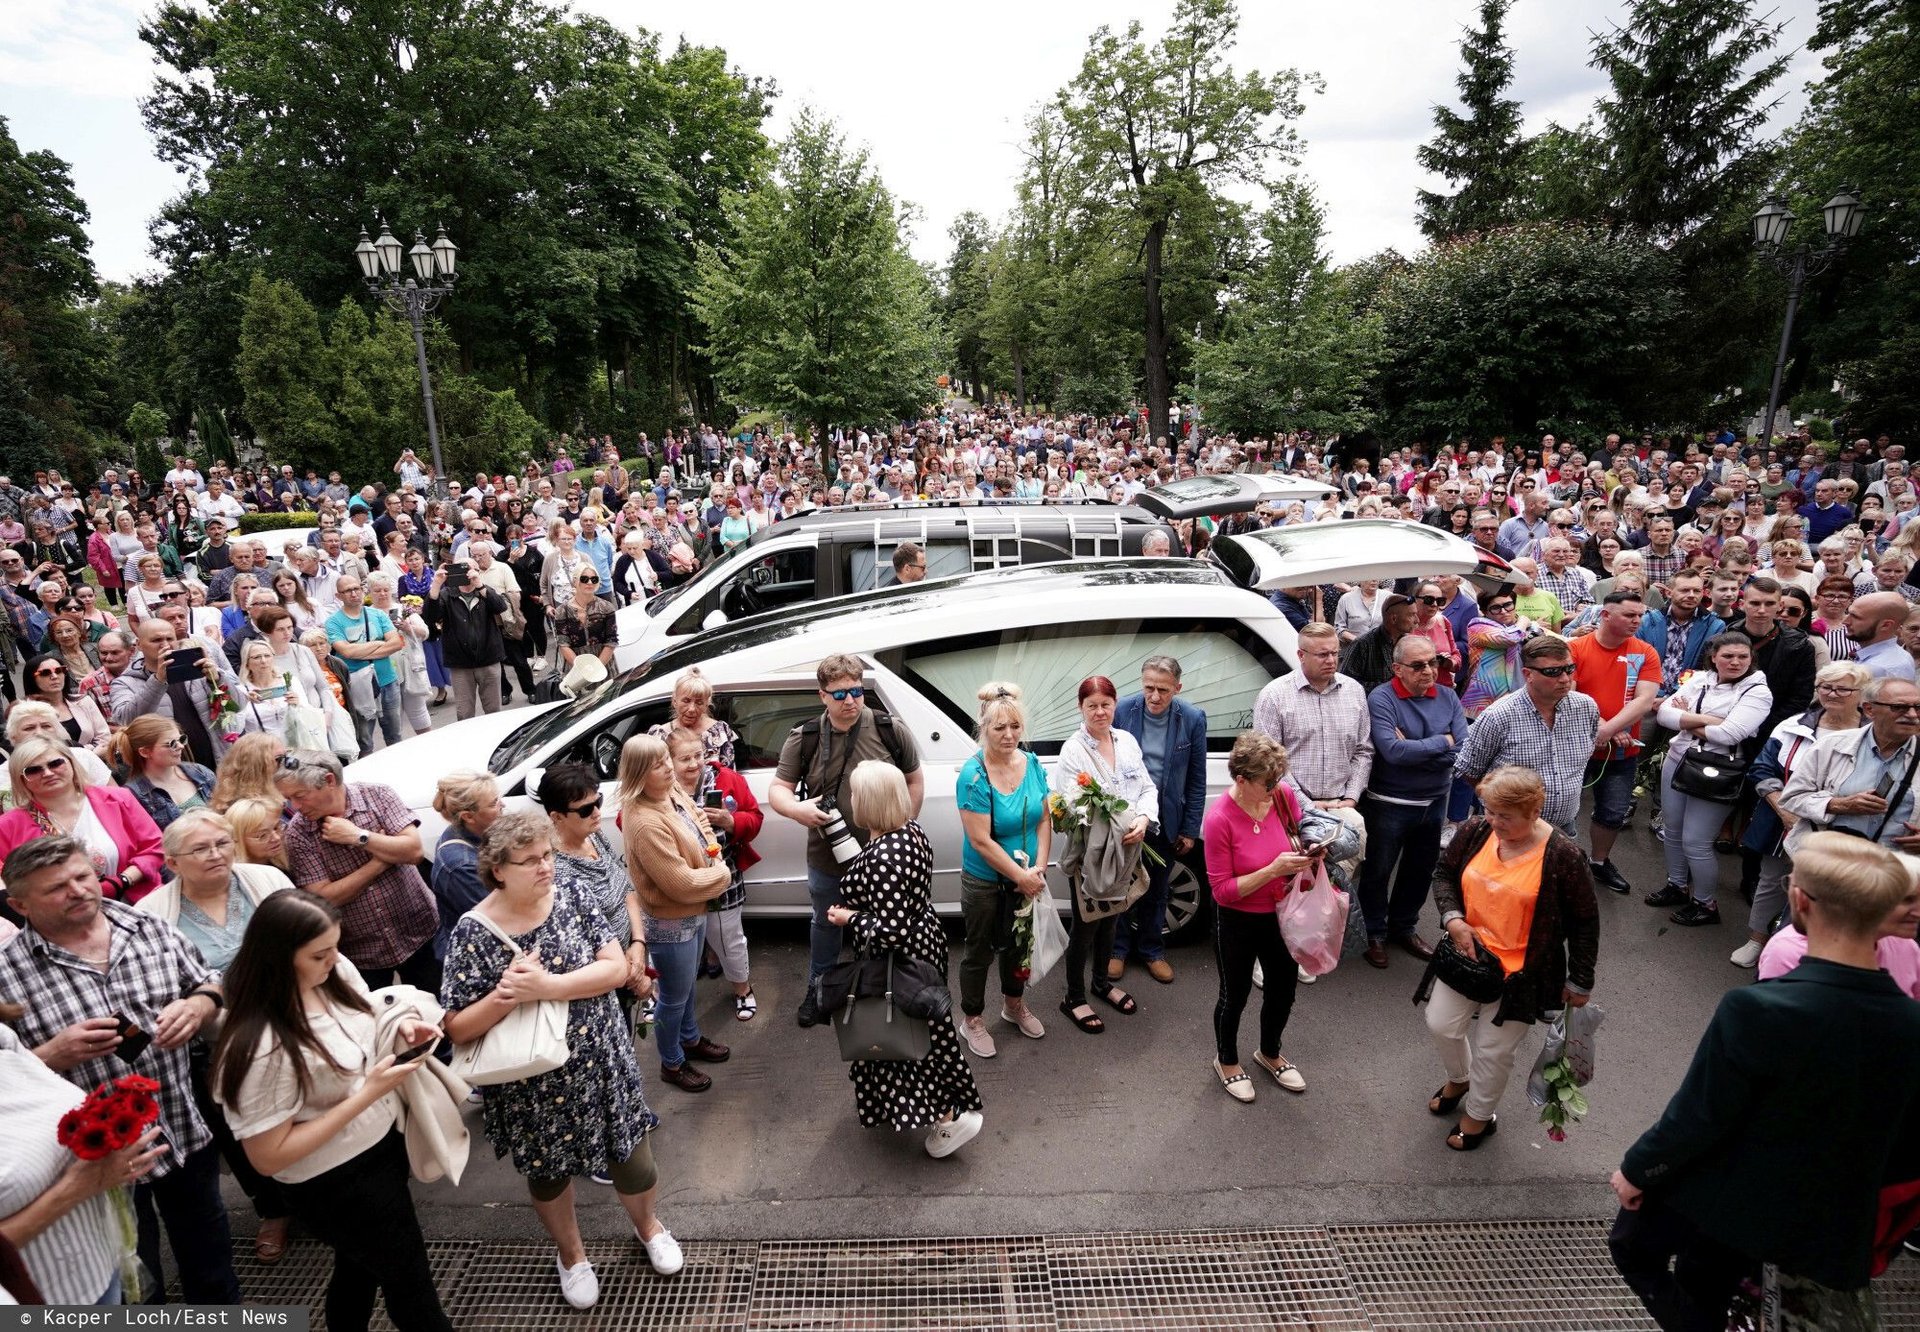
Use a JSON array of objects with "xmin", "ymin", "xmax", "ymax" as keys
[{"xmin": 1, "ymin": 0, "xmax": 1823, "ymax": 284}]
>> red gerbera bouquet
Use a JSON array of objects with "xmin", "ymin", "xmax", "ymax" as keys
[{"xmin": 57, "ymin": 1074, "xmax": 161, "ymax": 1161}]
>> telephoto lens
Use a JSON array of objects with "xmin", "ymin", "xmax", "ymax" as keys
[{"xmin": 818, "ymin": 804, "xmax": 862, "ymax": 865}]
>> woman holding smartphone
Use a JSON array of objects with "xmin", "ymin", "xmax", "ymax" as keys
[{"xmin": 215, "ymin": 892, "xmax": 452, "ymax": 1331}]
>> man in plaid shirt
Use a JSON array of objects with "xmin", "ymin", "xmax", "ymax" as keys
[
  {"xmin": 0, "ymin": 836, "xmax": 241, "ymax": 1303},
  {"xmin": 276, "ymin": 749, "xmax": 441, "ymax": 991},
  {"xmin": 1535, "ymin": 539, "xmax": 1596, "ymax": 617},
  {"xmin": 1638, "ymin": 515, "xmax": 1687, "ymax": 592}
]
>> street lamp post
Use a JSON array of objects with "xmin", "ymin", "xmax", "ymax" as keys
[
  {"xmin": 1191, "ymin": 320, "xmax": 1203, "ymax": 454},
  {"xmin": 1750, "ymin": 187, "xmax": 1863, "ymax": 448},
  {"xmin": 355, "ymin": 219, "xmax": 458, "ymax": 496}
]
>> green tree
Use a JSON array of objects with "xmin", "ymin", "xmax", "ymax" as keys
[
  {"xmin": 126, "ymin": 402, "xmax": 170, "ymax": 481},
  {"xmin": 0, "ymin": 114, "xmax": 110, "ymax": 463},
  {"xmin": 1055, "ymin": 0, "xmax": 1313, "ymax": 446},
  {"xmin": 1416, "ymin": 0, "xmax": 1524, "ymax": 241},
  {"xmin": 1370, "ymin": 223, "xmax": 1682, "ymax": 441},
  {"xmin": 235, "ymin": 275, "xmax": 341, "ymax": 471},
  {"xmin": 943, "ymin": 211, "xmax": 995, "ymax": 403},
  {"xmin": 692, "ymin": 110, "xmax": 946, "ymax": 447},
  {"xmin": 1197, "ymin": 182, "xmax": 1380, "ymax": 438},
  {"xmin": 0, "ymin": 347, "xmax": 58, "ymax": 476},
  {"xmin": 1772, "ymin": 0, "xmax": 1919, "ymax": 436},
  {"xmin": 1589, "ymin": 0, "xmax": 1788, "ymax": 244}
]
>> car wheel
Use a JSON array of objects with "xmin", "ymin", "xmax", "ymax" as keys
[{"xmin": 1162, "ymin": 848, "xmax": 1212, "ymax": 946}]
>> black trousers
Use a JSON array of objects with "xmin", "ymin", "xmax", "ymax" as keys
[
  {"xmin": 190, "ymin": 1044, "xmax": 290, "ymax": 1221},
  {"xmin": 286, "ymin": 1131, "xmax": 452, "ymax": 1332},
  {"xmin": 132, "ymin": 1141, "xmax": 241, "ymax": 1304},
  {"xmin": 1608, "ymin": 1198, "xmax": 1754, "ymax": 1332},
  {"xmin": 1061, "ymin": 894, "xmax": 1117, "ymax": 1008},
  {"xmin": 1211, "ymin": 904, "xmax": 1298, "ymax": 1066},
  {"xmin": 356, "ymin": 938, "xmax": 443, "ymax": 994}
]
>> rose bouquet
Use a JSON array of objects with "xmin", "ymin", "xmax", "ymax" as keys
[{"xmin": 1047, "ymin": 771, "xmax": 1165, "ymax": 867}]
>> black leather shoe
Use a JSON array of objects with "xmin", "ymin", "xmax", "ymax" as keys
[
  {"xmin": 1590, "ymin": 860, "xmax": 1632, "ymax": 895},
  {"xmin": 1643, "ymin": 883, "xmax": 1689, "ymax": 908},
  {"xmin": 1670, "ymin": 900, "xmax": 1722, "ymax": 927},
  {"xmin": 796, "ymin": 991, "xmax": 820, "ymax": 1028}
]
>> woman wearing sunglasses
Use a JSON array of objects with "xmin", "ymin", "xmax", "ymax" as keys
[
  {"xmin": 0, "ymin": 737, "xmax": 163, "ymax": 903},
  {"xmin": 551, "ymin": 564, "xmax": 617, "ymax": 676},
  {"xmin": 118, "ymin": 715, "xmax": 218, "ymax": 834},
  {"xmin": 18, "ymin": 651, "xmax": 111, "ymax": 759}
]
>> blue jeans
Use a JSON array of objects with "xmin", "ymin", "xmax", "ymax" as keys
[
  {"xmin": 1356, "ymin": 793, "xmax": 1444, "ymax": 942},
  {"xmin": 1112, "ymin": 828, "xmax": 1173, "ymax": 962},
  {"xmin": 808, "ymin": 864, "xmax": 845, "ymax": 985},
  {"xmin": 1585, "ymin": 754, "xmax": 1639, "ymax": 830},
  {"xmin": 650, "ymin": 922, "xmax": 706, "ymax": 1069},
  {"xmin": 349, "ymin": 678, "xmax": 406, "ymax": 755}
]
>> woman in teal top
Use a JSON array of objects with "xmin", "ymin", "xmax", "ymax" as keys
[
  {"xmin": 953, "ymin": 682, "xmax": 1053, "ymax": 1058},
  {"xmin": 718, "ymin": 499, "xmax": 753, "ymax": 553}
]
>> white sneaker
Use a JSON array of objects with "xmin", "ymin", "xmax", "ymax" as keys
[
  {"xmin": 1297, "ymin": 968, "xmax": 1317, "ymax": 985},
  {"xmin": 1439, "ymin": 822, "xmax": 1458, "ymax": 849},
  {"xmin": 1252, "ymin": 960, "xmax": 1264, "ymax": 990},
  {"xmin": 959, "ymin": 1014, "xmax": 996, "ymax": 1058},
  {"xmin": 926, "ymin": 1110, "xmax": 983, "ymax": 1158},
  {"xmin": 1730, "ymin": 939, "xmax": 1764, "ymax": 969},
  {"xmin": 556, "ymin": 1256, "xmax": 598, "ymax": 1309},
  {"xmin": 638, "ymin": 1225, "xmax": 683, "ymax": 1276}
]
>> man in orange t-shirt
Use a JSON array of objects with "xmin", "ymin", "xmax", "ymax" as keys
[{"xmin": 1570, "ymin": 590, "xmax": 1662, "ymax": 896}]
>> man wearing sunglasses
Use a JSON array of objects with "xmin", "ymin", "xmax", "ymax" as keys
[
  {"xmin": 1454, "ymin": 636, "xmax": 1601, "ymax": 837},
  {"xmin": 769, "ymin": 652, "xmax": 924, "ymax": 1027}
]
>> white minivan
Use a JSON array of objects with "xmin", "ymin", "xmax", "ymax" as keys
[{"xmin": 349, "ymin": 519, "xmax": 1481, "ymax": 943}]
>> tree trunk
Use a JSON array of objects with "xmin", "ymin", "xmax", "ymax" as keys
[
  {"xmin": 1143, "ymin": 219, "xmax": 1171, "ymax": 447},
  {"xmin": 1012, "ymin": 346, "xmax": 1026, "ymax": 412}
]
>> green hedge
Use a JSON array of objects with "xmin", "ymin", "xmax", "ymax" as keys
[{"xmin": 237, "ymin": 511, "xmax": 318, "ymax": 534}]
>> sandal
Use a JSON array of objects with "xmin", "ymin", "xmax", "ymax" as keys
[
  {"xmin": 1445, "ymin": 1115, "xmax": 1499, "ymax": 1151},
  {"xmin": 1427, "ymin": 1081, "xmax": 1470, "ymax": 1116},
  {"xmin": 1093, "ymin": 985, "xmax": 1139, "ymax": 1016},
  {"xmin": 1058, "ymin": 999, "xmax": 1105, "ymax": 1034},
  {"xmin": 733, "ymin": 990, "xmax": 757, "ymax": 1022},
  {"xmin": 254, "ymin": 1216, "xmax": 291, "ymax": 1265}
]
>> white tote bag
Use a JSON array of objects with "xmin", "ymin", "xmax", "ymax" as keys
[{"xmin": 448, "ymin": 909, "xmax": 571, "ymax": 1087}]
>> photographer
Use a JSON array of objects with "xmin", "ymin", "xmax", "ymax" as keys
[
  {"xmin": 769, "ymin": 653, "xmax": 924, "ymax": 1028},
  {"xmin": 108, "ymin": 617, "xmax": 239, "ymax": 766},
  {"xmin": 426, "ymin": 559, "xmax": 509, "ymax": 720}
]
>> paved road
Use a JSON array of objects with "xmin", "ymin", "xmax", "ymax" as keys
[{"xmin": 297, "ymin": 802, "xmax": 1756, "ymax": 1246}]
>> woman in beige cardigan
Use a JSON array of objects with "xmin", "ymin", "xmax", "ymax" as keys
[{"xmin": 617, "ymin": 735, "xmax": 732, "ymax": 1092}]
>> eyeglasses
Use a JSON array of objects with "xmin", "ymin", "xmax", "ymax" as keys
[
  {"xmin": 577, "ymin": 575, "xmax": 599, "ymax": 585},
  {"xmin": 1870, "ymin": 701, "xmax": 1920, "ymax": 716},
  {"xmin": 1416, "ymin": 595, "xmax": 1446, "ymax": 606},
  {"xmin": 506, "ymin": 849, "xmax": 555, "ymax": 869},
  {"xmin": 22, "ymin": 756, "xmax": 70, "ymax": 778},
  {"xmin": 34, "ymin": 665, "xmax": 65, "ymax": 677},
  {"xmin": 1817, "ymin": 683, "xmax": 1858, "ymax": 696},
  {"xmin": 826, "ymin": 686, "xmax": 866, "ymax": 701},
  {"xmin": 1526, "ymin": 663, "xmax": 1578, "ymax": 679},
  {"xmin": 564, "ymin": 796, "xmax": 602, "ymax": 818},
  {"xmin": 156, "ymin": 736, "xmax": 186, "ymax": 750},
  {"xmin": 179, "ymin": 838, "xmax": 234, "ymax": 860},
  {"xmin": 1487, "ymin": 601, "xmax": 1516, "ymax": 613},
  {"xmin": 1399, "ymin": 659, "xmax": 1439, "ymax": 672}
]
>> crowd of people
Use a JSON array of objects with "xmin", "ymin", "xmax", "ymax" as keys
[{"xmin": 2, "ymin": 413, "xmax": 1920, "ymax": 1328}]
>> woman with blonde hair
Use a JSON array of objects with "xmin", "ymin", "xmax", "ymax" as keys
[
  {"xmin": 429, "ymin": 771, "xmax": 503, "ymax": 958},
  {"xmin": 617, "ymin": 734, "xmax": 731, "ymax": 1093},
  {"xmin": 210, "ymin": 731, "xmax": 286, "ymax": 813},
  {"xmin": 0, "ymin": 737, "xmax": 163, "ymax": 901},
  {"xmin": 1420, "ymin": 766, "xmax": 1599, "ymax": 1150},
  {"xmin": 225, "ymin": 795, "xmax": 290, "ymax": 870},
  {"xmin": 646, "ymin": 667, "xmax": 737, "ymax": 769},
  {"xmin": 953, "ymin": 682, "xmax": 1051, "ymax": 1056}
]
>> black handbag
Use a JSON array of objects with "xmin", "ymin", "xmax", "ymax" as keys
[
  {"xmin": 832, "ymin": 955, "xmax": 933, "ymax": 1064},
  {"xmin": 1669, "ymin": 744, "xmax": 1748, "ymax": 803},
  {"xmin": 1429, "ymin": 935, "xmax": 1507, "ymax": 1005}
]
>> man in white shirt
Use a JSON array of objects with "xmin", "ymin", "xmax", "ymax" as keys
[
  {"xmin": 196, "ymin": 478, "xmax": 246, "ymax": 524},
  {"xmin": 165, "ymin": 456, "xmax": 205, "ymax": 491}
]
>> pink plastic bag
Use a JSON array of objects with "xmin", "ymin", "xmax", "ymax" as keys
[{"xmin": 1277, "ymin": 861, "xmax": 1350, "ymax": 976}]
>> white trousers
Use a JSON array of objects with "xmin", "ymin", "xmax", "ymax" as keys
[
  {"xmin": 705, "ymin": 904, "xmax": 750, "ymax": 983},
  {"xmin": 1424, "ymin": 978, "xmax": 1535, "ymax": 1123}
]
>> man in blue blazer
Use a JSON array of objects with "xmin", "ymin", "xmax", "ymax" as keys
[{"xmin": 1112, "ymin": 656, "xmax": 1208, "ymax": 983}]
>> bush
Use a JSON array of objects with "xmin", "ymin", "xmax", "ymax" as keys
[
  {"xmin": 238, "ymin": 511, "xmax": 317, "ymax": 534},
  {"xmin": 1804, "ymin": 417, "xmax": 1834, "ymax": 442}
]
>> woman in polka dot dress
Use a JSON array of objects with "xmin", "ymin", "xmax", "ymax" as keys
[{"xmin": 825, "ymin": 761, "xmax": 986, "ymax": 1158}]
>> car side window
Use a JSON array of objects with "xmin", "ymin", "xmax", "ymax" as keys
[
  {"xmin": 846, "ymin": 540, "xmax": 972, "ymax": 593},
  {"xmin": 555, "ymin": 700, "xmax": 673, "ymax": 780},
  {"xmin": 721, "ymin": 690, "xmax": 836, "ymax": 769},
  {"xmin": 887, "ymin": 620, "xmax": 1282, "ymax": 754},
  {"xmin": 720, "ymin": 546, "xmax": 817, "ymax": 619}
]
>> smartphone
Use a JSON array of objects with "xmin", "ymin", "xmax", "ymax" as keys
[
  {"xmin": 393, "ymin": 1041, "xmax": 436, "ymax": 1065},
  {"xmin": 164, "ymin": 645, "xmax": 206, "ymax": 684},
  {"xmin": 703, "ymin": 790, "xmax": 725, "ymax": 810},
  {"xmin": 110, "ymin": 1012, "xmax": 153, "ymax": 1065}
]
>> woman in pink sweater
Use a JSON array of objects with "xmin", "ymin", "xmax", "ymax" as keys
[{"xmin": 1202, "ymin": 733, "xmax": 1323, "ymax": 1103}]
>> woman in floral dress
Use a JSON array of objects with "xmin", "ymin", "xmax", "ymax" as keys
[
  {"xmin": 825, "ymin": 760, "xmax": 985, "ymax": 1158},
  {"xmin": 440, "ymin": 812, "xmax": 681, "ymax": 1311}
]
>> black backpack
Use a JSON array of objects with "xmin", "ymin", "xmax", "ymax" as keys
[{"xmin": 792, "ymin": 710, "xmax": 907, "ymax": 799}]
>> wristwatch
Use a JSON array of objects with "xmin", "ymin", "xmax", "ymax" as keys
[{"xmin": 356, "ymin": 831, "xmax": 370, "ymax": 846}]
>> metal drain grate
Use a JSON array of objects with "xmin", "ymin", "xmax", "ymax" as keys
[
  {"xmin": 178, "ymin": 1224, "xmax": 1920, "ymax": 1329},
  {"xmin": 1045, "ymin": 1228, "xmax": 1370, "ymax": 1331},
  {"xmin": 745, "ymin": 1236, "xmax": 1053, "ymax": 1330},
  {"xmin": 1327, "ymin": 1220, "xmax": 1656, "ymax": 1331}
]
